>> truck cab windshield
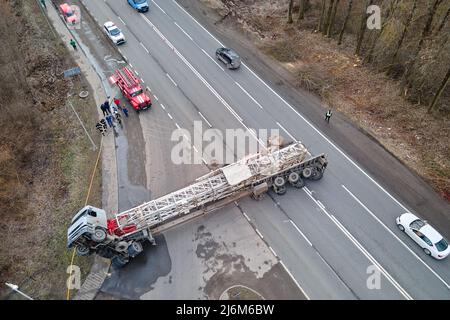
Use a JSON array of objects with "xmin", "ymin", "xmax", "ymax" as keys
[{"xmin": 131, "ymin": 89, "xmax": 143, "ymax": 97}]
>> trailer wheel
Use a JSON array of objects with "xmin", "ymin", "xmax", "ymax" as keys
[
  {"xmin": 75, "ymin": 244, "xmax": 90, "ymax": 256},
  {"xmin": 92, "ymin": 227, "xmax": 107, "ymax": 242},
  {"xmin": 302, "ymin": 167, "xmax": 313, "ymax": 179},
  {"xmin": 293, "ymin": 178, "xmax": 305, "ymax": 189},
  {"xmin": 273, "ymin": 185, "xmax": 287, "ymax": 195},
  {"xmin": 310, "ymin": 168, "xmax": 324, "ymax": 181},
  {"xmin": 112, "ymin": 256, "xmax": 129, "ymax": 268},
  {"xmin": 274, "ymin": 176, "xmax": 286, "ymax": 187},
  {"xmin": 115, "ymin": 241, "xmax": 129, "ymax": 253},
  {"xmin": 288, "ymin": 172, "xmax": 300, "ymax": 184},
  {"xmin": 127, "ymin": 242, "xmax": 143, "ymax": 258}
]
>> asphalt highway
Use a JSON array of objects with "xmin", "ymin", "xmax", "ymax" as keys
[{"xmin": 79, "ymin": 0, "xmax": 450, "ymax": 299}]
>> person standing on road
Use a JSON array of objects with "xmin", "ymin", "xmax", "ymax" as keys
[
  {"xmin": 114, "ymin": 97, "xmax": 122, "ymax": 111},
  {"xmin": 106, "ymin": 114, "xmax": 114, "ymax": 128},
  {"xmin": 40, "ymin": 0, "xmax": 47, "ymax": 10},
  {"xmin": 100, "ymin": 103, "xmax": 108, "ymax": 117},
  {"xmin": 104, "ymin": 99, "xmax": 112, "ymax": 115},
  {"xmin": 325, "ymin": 109, "xmax": 332, "ymax": 123},
  {"xmin": 122, "ymin": 105, "xmax": 129, "ymax": 118},
  {"xmin": 69, "ymin": 39, "xmax": 77, "ymax": 50}
]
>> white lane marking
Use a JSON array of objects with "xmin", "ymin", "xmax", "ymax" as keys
[
  {"xmin": 242, "ymin": 212, "xmax": 251, "ymax": 221},
  {"xmin": 276, "ymin": 121, "xmax": 297, "ymax": 142},
  {"xmin": 198, "ymin": 111, "xmax": 212, "ymax": 128},
  {"xmin": 302, "ymin": 187, "xmax": 413, "ymax": 300},
  {"xmin": 279, "ymin": 260, "xmax": 311, "ymax": 300},
  {"xmin": 129, "ymin": 63, "xmax": 133, "ymax": 68},
  {"xmin": 122, "ymin": 55, "xmax": 128, "ymax": 61},
  {"xmin": 160, "ymin": 103, "xmax": 165, "ymax": 110},
  {"xmin": 269, "ymin": 246, "xmax": 278, "ymax": 257},
  {"xmin": 171, "ymin": 0, "xmax": 225, "ymax": 46},
  {"xmin": 342, "ymin": 185, "xmax": 450, "ymax": 289},
  {"xmin": 151, "ymin": 0, "xmax": 166, "ymax": 15},
  {"xmin": 146, "ymin": 86, "xmax": 152, "ymax": 92},
  {"xmin": 141, "ymin": 14, "xmax": 266, "ymax": 149},
  {"xmin": 289, "ymin": 220, "xmax": 312, "ymax": 246},
  {"xmin": 193, "ymin": 145, "xmax": 199, "ymax": 153},
  {"xmin": 134, "ymin": 70, "xmax": 139, "ymax": 76},
  {"xmin": 153, "ymin": 95, "xmax": 159, "ymax": 101},
  {"xmin": 166, "ymin": 73, "xmax": 178, "ymax": 86},
  {"xmin": 235, "ymin": 82, "xmax": 263, "ymax": 109},
  {"xmin": 118, "ymin": 16, "xmax": 126, "ymax": 26},
  {"xmin": 175, "ymin": 123, "xmax": 181, "ymax": 129},
  {"xmin": 167, "ymin": 113, "xmax": 173, "ymax": 120},
  {"xmin": 140, "ymin": 42, "xmax": 149, "ymax": 54},
  {"xmin": 174, "ymin": 21, "xmax": 193, "ymax": 40},
  {"xmin": 317, "ymin": 200, "xmax": 325, "ymax": 210},
  {"xmin": 141, "ymin": 78, "xmax": 145, "ymax": 83},
  {"xmin": 202, "ymin": 158, "xmax": 208, "ymax": 165},
  {"xmin": 201, "ymin": 48, "xmax": 224, "ymax": 71},
  {"xmin": 255, "ymin": 229, "xmax": 264, "ymax": 239}
]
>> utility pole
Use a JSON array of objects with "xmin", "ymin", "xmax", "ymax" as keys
[{"xmin": 5, "ymin": 283, "xmax": 34, "ymax": 300}]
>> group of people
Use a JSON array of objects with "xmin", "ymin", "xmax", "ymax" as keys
[{"xmin": 95, "ymin": 97, "xmax": 129, "ymax": 136}]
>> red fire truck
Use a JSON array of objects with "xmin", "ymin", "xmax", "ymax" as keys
[{"xmin": 109, "ymin": 67, "xmax": 152, "ymax": 111}]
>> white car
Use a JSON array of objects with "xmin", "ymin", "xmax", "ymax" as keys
[
  {"xmin": 103, "ymin": 21, "xmax": 125, "ymax": 45},
  {"xmin": 396, "ymin": 212, "xmax": 450, "ymax": 259}
]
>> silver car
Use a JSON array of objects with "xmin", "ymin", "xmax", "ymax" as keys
[{"xmin": 216, "ymin": 47, "xmax": 241, "ymax": 69}]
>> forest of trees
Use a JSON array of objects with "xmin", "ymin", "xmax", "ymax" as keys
[{"xmin": 286, "ymin": 0, "xmax": 450, "ymax": 113}]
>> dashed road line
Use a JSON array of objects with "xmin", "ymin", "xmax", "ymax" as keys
[
  {"xmin": 166, "ymin": 73, "xmax": 178, "ymax": 86},
  {"xmin": 235, "ymin": 82, "xmax": 263, "ymax": 109},
  {"xmin": 198, "ymin": 111, "xmax": 212, "ymax": 128},
  {"xmin": 174, "ymin": 21, "xmax": 193, "ymax": 41},
  {"xmin": 140, "ymin": 42, "xmax": 149, "ymax": 54}
]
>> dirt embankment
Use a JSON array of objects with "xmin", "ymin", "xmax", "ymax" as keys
[
  {"xmin": 0, "ymin": 0, "xmax": 100, "ymax": 299},
  {"xmin": 200, "ymin": 0, "xmax": 450, "ymax": 201}
]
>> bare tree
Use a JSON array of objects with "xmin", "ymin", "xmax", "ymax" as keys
[
  {"xmin": 297, "ymin": 0, "xmax": 306, "ymax": 21},
  {"xmin": 317, "ymin": 0, "xmax": 326, "ymax": 31},
  {"xmin": 434, "ymin": 5, "xmax": 450, "ymax": 35},
  {"xmin": 390, "ymin": 0, "xmax": 418, "ymax": 67},
  {"xmin": 338, "ymin": 0, "xmax": 353, "ymax": 45},
  {"xmin": 288, "ymin": 0, "xmax": 295, "ymax": 23},
  {"xmin": 355, "ymin": 0, "xmax": 374, "ymax": 55},
  {"xmin": 323, "ymin": 0, "xmax": 335, "ymax": 35},
  {"xmin": 326, "ymin": 0, "xmax": 340, "ymax": 37},
  {"xmin": 427, "ymin": 66, "xmax": 450, "ymax": 113}
]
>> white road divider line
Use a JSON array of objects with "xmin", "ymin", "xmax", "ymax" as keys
[
  {"xmin": 255, "ymin": 229, "xmax": 264, "ymax": 239},
  {"xmin": 279, "ymin": 260, "xmax": 310, "ymax": 300},
  {"xmin": 317, "ymin": 200, "xmax": 325, "ymax": 210},
  {"xmin": 129, "ymin": 63, "xmax": 133, "ymax": 68},
  {"xmin": 198, "ymin": 111, "xmax": 212, "ymax": 128},
  {"xmin": 140, "ymin": 14, "xmax": 266, "ymax": 150},
  {"xmin": 269, "ymin": 246, "xmax": 278, "ymax": 258},
  {"xmin": 174, "ymin": 21, "xmax": 193, "ymax": 41},
  {"xmin": 141, "ymin": 78, "xmax": 145, "ymax": 83},
  {"xmin": 140, "ymin": 42, "xmax": 149, "ymax": 54},
  {"xmin": 276, "ymin": 122, "xmax": 297, "ymax": 142},
  {"xmin": 166, "ymin": 73, "xmax": 178, "ymax": 86},
  {"xmin": 146, "ymin": 86, "xmax": 151, "ymax": 92},
  {"xmin": 134, "ymin": 70, "xmax": 139, "ymax": 76},
  {"xmin": 167, "ymin": 113, "xmax": 173, "ymax": 120},
  {"xmin": 342, "ymin": 184, "xmax": 450, "ymax": 289},
  {"xmin": 235, "ymin": 82, "xmax": 263, "ymax": 109},
  {"xmin": 242, "ymin": 212, "xmax": 251, "ymax": 221},
  {"xmin": 153, "ymin": 95, "xmax": 159, "ymax": 101},
  {"xmin": 151, "ymin": 0, "xmax": 166, "ymax": 15},
  {"xmin": 302, "ymin": 188, "xmax": 413, "ymax": 300},
  {"xmin": 160, "ymin": 103, "xmax": 165, "ymax": 110},
  {"xmin": 193, "ymin": 145, "xmax": 199, "ymax": 153},
  {"xmin": 201, "ymin": 48, "xmax": 224, "ymax": 71},
  {"xmin": 202, "ymin": 158, "xmax": 208, "ymax": 165},
  {"xmin": 289, "ymin": 220, "xmax": 312, "ymax": 246},
  {"xmin": 118, "ymin": 16, "xmax": 126, "ymax": 26},
  {"xmin": 175, "ymin": 123, "xmax": 181, "ymax": 129}
]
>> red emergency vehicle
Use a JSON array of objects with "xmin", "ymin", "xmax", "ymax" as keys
[{"xmin": 109, "ymin": 67, "xmax": 151, "ymax": 111}]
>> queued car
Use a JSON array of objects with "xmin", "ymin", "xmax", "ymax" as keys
[
  {"xmin": 59, "ymin": 3, "xmax": 78, "ymax": 25},
  {"xmin": 127, "ymin": 0, "xmax": 149, "ymax": 12},
  {"xmin": 396, "ymin": 212, "xmax": 450, "ymax": 259},
  {"xmin": 215, "ymin": 47, "xmax": 241, "ymax": 69},
  {"xmin": 103, "ymin": 21, "xmax": 126, "ymax": 45}
]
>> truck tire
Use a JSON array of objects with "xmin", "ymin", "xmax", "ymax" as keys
[
  {"xmin": 76, "ymin": 244, "xmax": 90, "ymax": 256},
  {"xmin": 115, "ymin": 241, "xmax": 129, "ymax": 253},
  {"xmin": 127, "ymin": 242, "xmax": 143, "ymax": 258},
  {"xmin": 92, "ymin": 227, "xmax": 107, "ymax": 242},
  {"xmin": 288, "ymin": 172, "xmax": 300, "ymax": 184},
  {"xmin": 274, "ymin": 176, "xmax": 286, "ymax": 187},
  {"xmin": 112, "ymin": 256, "xmax": 129, "ymax": 268},
  {"xmin": 302, "ymin": 167, "xmax": 313, "ymax": 179},
  {"xmin": 293, "ymin": 178, "xmax": 305, "ymax": 189},
  {"xmin": 273, "ymin": 185, "xmax": 287, "ymax": 195},
  {"xmin": 310, "ymin": 168, "xmax": 324, "ymax": 181}
]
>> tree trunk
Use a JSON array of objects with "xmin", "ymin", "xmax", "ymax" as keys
[
  {"xmin": 365, "ymin": 0, "xmax": 399, "ymax": 63},
  {"xmin": 434, "ymin": 5, "xmax": 449, "ymax": 35},
  {"xmin": 326, "ymin": 0, "xmax": 340, "ymax": 37},
  {"xmin": 338, "ymin": 0, "xmax": 353, "ymax": 45},
  {"xmin": 390, "ymin": 0, "xmax": 418, "ymax": 66},
  {"xmin": 355, "ymin": 0, "xmax": 373, "ymax": 55},
  {"xmin": 427, "ymin": 66, "xmax": 450, "ymax": 113},
  {"xmin": 297, "ymin": 0, "xmax": 305, "ymax": 21},
  {"xmin": 288, "ymin": 0, "xmax": 294, "ymax": 23},
  {"xmin": 323, "ymin": 0, "xmax": 335, "ymax": 35},
  {"xmin": 317, "ymin": 0, "xmax": 326, "ymax": 31},
  {"xmin": 404, "ymin": 0, "xmax": 443, "ymax": 83}
]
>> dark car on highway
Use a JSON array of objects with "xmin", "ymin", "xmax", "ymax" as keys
[{"xmin": 216, "ymin": 47, "xmax": 241, "ymax": 69}]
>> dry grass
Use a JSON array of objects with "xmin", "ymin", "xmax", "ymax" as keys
[{"xmin": 0, "ymin": 0, "xmax": 101, "ymax": 299}]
